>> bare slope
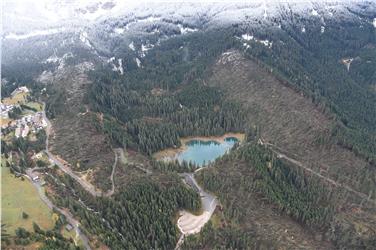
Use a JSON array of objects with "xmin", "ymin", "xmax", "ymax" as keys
[
  {"xmin": 209, "ymin": 51, "xmax": 374, "ymax": 199},
  {"xmin": 47, "ymin": 63, "xmax": 114, "ymax": 191},
  {"xmin": 203, "ymin": 51, "xmax": 376, "ymax": 247}
]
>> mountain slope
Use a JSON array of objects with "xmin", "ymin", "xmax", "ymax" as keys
[{"xmin": 1, "ymin": 1, "xmax": 376, "ymax": 249}]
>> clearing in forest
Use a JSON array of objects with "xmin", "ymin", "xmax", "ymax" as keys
[{"xmin": 1, "ymin": 167, "xmax": 54, "ymax": 235}]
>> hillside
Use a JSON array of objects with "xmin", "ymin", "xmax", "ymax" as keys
[
  {"xmin": 1, "ymin": 1, "xmax": 376, "ymax": 249},
  {"xmin": 181, "ymin": 51, "xmax": 376, "ymax": 249},
  {"xmin": 209, "ymin": 51, "xmax": 375, "ymax": 199}
]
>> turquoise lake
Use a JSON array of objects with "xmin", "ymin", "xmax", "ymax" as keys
[{"xmin": 177, "ymin": 137, "xmax": 239, "ymax": 166}]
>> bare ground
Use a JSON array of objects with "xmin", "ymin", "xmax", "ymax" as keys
[
  {"xmin": 208, "ymin": 51, "xmax": 374, "ymax": 202},
  {"xmin": 204, "ymin": 50, "xmax": 376, "ymax": 247},
  {"xmin": 47, "ymin": 64, "xmax": 114, "ymax": 192}
]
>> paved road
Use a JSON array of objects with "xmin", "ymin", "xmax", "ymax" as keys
[
  {"xmin": 176, "ymin": 173, "xmax": 217, "ymax": 247},
  {"xmin": 25, "ymin": 169, "xmax": 92, "ymax": 250}
]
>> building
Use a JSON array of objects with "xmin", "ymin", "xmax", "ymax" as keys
[
  {"xmin": 0, "ymin": 103, "xmax": 14, "ymax": 118},
  {"xmin": 15, "ymin": 127, "xmax": 21, "ymax": 138},
  {"xmin": 21, "ymin": 125, "xmax": 30, "ymax": 137},
  {"xmin": 65, "ymin": 224, "xmax": 74, "ymax": 231}
]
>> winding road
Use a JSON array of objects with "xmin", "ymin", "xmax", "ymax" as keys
[
  {"xmin": 175, "ymin": 173, "xmax": 218, "ymax": 249},
  {"xmin": 28, "ymin": 104, "xmax": 120, "ymax": 249},
  {"xmin": 42, "ymin": 104, "xmax": 218, "ymax": 249}
]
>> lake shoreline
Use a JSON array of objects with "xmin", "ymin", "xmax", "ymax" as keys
[{"xmin": 153, "ymin": 132, "xmax": 245, "ymax": 162}]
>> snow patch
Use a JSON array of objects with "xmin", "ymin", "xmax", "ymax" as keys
[
  {"xmin": 240, "ymin": 34, "xmax": 272, "ymax": 48},
  {"xmin": 125, "ymin": 16, "xmax": 162, "ymax": 30},
  {"xmin": 117, "ymin": 59, "xmax": 124, "ymax": 75},
  {"xmin": 138, "ymin": 16, "xmax": 161, "ymax": 23},
  {"xmin": 112, "ymin": 58, "xmax": 124, "ymax": 75},
  {"xmin": 241, "ymin": 34, "xmax": 254, "ymax": 41},
  {"xmin": 302, "ymin": 26, "xmax": 306, "ymax": 33},
  {"xmin": 259, "ymin": 39, "xmax": 272, "ymax": 48},
  {"xmin": 135, "ymin": 58, "xmax": 142, "ymax": 68},
  {"xmin": 114, "ymin": 27, "xmax": 125, "ymax": 34},
  {"xmin": 129, "ymin": 42, "xmax": 135, "ymax": 51},
  {"xmin": 37, "ymin": 71, "xmax": 54, "ymax": 84},
  {"xmin": 45, "ymin": 52, "xmax": 73, "ymax": 70},
  {"xmin": 46, "ymin": 55, "xmax": 60, "ymax": 64},
  {"xmin": 342, "ymin": 58, "xmax": 353, "ymax": 72},
  {"xmin": 107, "ymin": 57, "xmax": 115, "ymax": 63},
  {"xmin": 5, "ymin": 28, "xmax": 65, "ymax": 40},
  {"xmin": 140, "ymin": 43, "xmax": 154, "ymax": 57},
  {"xmin": 141, "ymin": 44, "xmax": 153, "ymax": 52},
  {"xmin": 80, "ymin": 31, "xmax": 92, "ymax": 49},
  {"xmin": 177, "ymin": 24, "xmax": 198, "ymax": 34},
  {"xmin": 373, "ymin": 18, "xmax": 376, "ymax": 28},
  {"xmin": 311, "ymin": 9, "xmax": 319, "ymax": 16},
  {"xmin": 321, "ymin": 26, "xmax": 325, "ymax": 33}
]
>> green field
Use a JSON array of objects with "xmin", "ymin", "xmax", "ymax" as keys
[{"xmin": 1, "ymin": 167, "xmax": 54, "ymax": 235}]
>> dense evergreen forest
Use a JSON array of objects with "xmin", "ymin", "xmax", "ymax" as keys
[
  {"xmin": 46, "ymin": 170, "xmax": 200, "ymax": 249},
  {"xmin": 87, "ymin": 29, "xmax": 245, "ymax": 154}
]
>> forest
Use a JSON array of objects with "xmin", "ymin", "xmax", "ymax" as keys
[
  {"xmin": 45, "ymin": 169, "xmax": 201, "ymax": 250},
  {"xmin": 87, "ymin": 29, "xmax": 245, "ymax": 155},
  {"xmin": 1, "ymin": 10, "xmax": 376, "ymax": 249}
]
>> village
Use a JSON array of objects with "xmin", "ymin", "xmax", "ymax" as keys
[
  {"xmin": 2, "ymin": 86, "xmax": 84, "ymax": 245},
  {"xmin": 1, "ymin": 86, "xmax": 47, "ymax": 139}
]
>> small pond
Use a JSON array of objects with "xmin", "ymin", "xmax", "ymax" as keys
[{"xmin": 155, "ymin": 134, "xmax": 244, "ymax": 167}]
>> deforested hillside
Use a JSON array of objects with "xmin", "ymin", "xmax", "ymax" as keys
[
  {"xmin": 185, "ymin": 50, "xmax": 376, "ymax": 249},
  {"xmin": 209, "ymin": 51, "xmax": 375, "ymax": 200},
  {"xmin": 2, "ymin": 1, "xmax": 376, "ymax": 249},
  {"xmin": 46, "ymin": 63, "xmax": 116, "ymax": 192}
]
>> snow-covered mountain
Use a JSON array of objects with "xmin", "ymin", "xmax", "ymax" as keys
[
  {"xmin": 2, "ymin": 0, "xmax": 375, "ymax": 78},
  {"xmin": 3, "ymin": 0, "xmax": 376, "ymax": 35}
]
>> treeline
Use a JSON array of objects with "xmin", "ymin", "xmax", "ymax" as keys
[
  {"xmin": 151, "ymin": 159, "xmax": 199, "ymax": 173},
  {"xmin": 46, "ymin": 170, "xmax": 201, "ymax": 249}
]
